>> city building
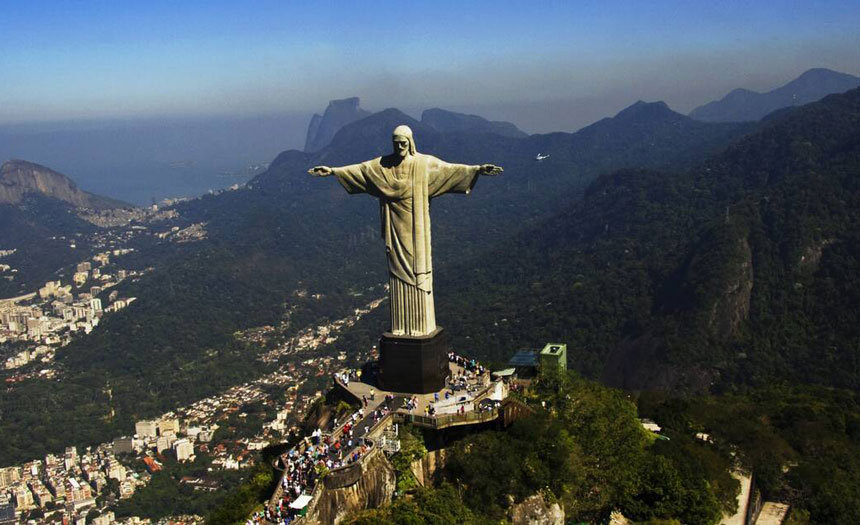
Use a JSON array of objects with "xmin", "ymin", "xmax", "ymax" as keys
[
  {"xmin": 159, "ymin": 417, "xmax": 180, "ymax": 435},
  {"xmin": 0, "ymin": 467, "xmax": 21, "ymax": 489},
  {"xmin": 64, "ymin": 447, "xmax": 78, "ymax": 471},
  {"xmin": 539, "ymin": 343, "xmax": 567, "ymax": 373},
  {"xmin": 106, "ymin": 460, "xmax": 126, "ymax": 482},
  {"xmin": 0, "ymin": 494, "xmax": 14, "ymax": 525},
  {"xmin": 29, "ymin": 481, "xmax": 53, "ymax": 507},
  {"xmin": 156, "ymin": 435, "xmax": 175, "ymax": 453},
  {"xmin": 38, "ymin": 281, "xmax": 62, "ymax": 299},
  {"xmin": 65, "ymin": 477, "xmax": 93, "ymax": 505},
  {"xmin": 118, "ymin": 480, "xmax": 135, "ymax": 499},
  {"xmin": 73, "ymin": 271, "xmax": 89, "ymax": 286},
  {"xmin": 173, "ymin": 439, "xmax": 194, "ymax": 462},
  {"xmin": 12, "ymin": 484, "xmax": 34, "ymax": 511},
  {"xmin": 135, "ymin": 420, "xmax": 158, "ymax": 439},
  {"xmin": 112, "ymin": 437, "xmax": 134, "ymax": 455}
]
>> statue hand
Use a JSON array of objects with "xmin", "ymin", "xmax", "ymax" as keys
[
  {"xmin": 308, "ymin": 166, "xmax": 333, "ymax": 177},
  {"xmin": 479, "ymin": 164, "xmax": 503, "ymax": 176}
]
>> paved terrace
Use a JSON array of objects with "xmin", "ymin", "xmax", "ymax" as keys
[{"xmin": 337, "ymin": 356, "xmax": 508, "ymax": 430}]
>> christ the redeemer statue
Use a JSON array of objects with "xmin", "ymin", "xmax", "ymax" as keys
[{"xmin": 309, "ymin": 125, "xmax": 502, "ymax": 338}]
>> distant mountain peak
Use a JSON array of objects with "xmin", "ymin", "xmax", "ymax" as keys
[
  {"xmin": 0, "ymin": 159, "xmax": 127, "ymax": 209},
  {"xmin": 789, "ymin": 68, "xmax": 858, "ymax": 89},
  {"xmin": 324, "ymin": 108, "xmax": 429, "ymax": 151},
  {"xmin": 613, "ymin": 100, "xmax": 678, "ymax": 122},
  {"xmin": 797, "ymin": 67, "xmax": 843, "ymax": 79},
  {"xmin": 690, "ymin": 68, "xmax": 860, "ymax": 122},
  {"xmin": 420, "ymin": 108, "xmax": 527, "ymax": 138},
  {"xmin": 304, "ymin": 97, "xmax": 372, "ymax": 152}
]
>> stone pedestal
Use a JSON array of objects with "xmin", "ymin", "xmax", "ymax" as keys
[{"xmin": 378, "ymin": 327, "xmax": 450, "ymax": 394}]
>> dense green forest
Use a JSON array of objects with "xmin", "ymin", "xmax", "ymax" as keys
[
  {"xmin": 434, "ymin": 87, "xmax": 860, "ymax": 393},
  {"xmin": 335, "ymin": 374, "xmax": 860, "ymax": 524},
  {"xmin": 345, "ymin": 370, "xmax": 738, "ymax": 525},
  {"xmin": 639, "ymin": 385, "xmax": 860, "ymax": 524}
]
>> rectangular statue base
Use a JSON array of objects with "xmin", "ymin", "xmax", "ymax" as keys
[{"xmin": 378, "ymin": 327, "xmax": 450, "ymax": 394}]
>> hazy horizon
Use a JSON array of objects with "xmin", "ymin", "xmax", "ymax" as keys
[
  {"xmin": 3, "ymin": 1, "xmax": 859, "ymax": 134},
  {"xmin": 2, "ymin": 62, "xmax": 858, "ymax": 206},
  {"xmin": 3, "ymin": 1, "xmax": 860, "ymax": 204}
]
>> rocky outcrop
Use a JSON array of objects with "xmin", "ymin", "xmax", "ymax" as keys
[
  {"xmin": 798, "ymin": 238, "xmax": 836, "ymax": 274},
  {"xmin": 509, "ymin": 494, "xmax": 565, "ymax": 525},
  {"xmin": 304, "ymin": 97, "xmax": 371, "ymax": 152},
  {"xmin": 410, "ymin": 448, "xmax": 448, "ymax": 487},
  {"xmin": 707, "ymin": 236, "xmax": 753, "ymax": 340},
  {"xmin": 304, "ymin": 447, "xmax": 396, "ymax": 525},
  {"xmin": 0, "ymin": 159, "xmax": 126, "ymax": 209}
]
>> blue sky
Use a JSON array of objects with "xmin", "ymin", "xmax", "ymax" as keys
[{"xmin": 2, "ymin": 0, "xmax": 859, "ymax": 132}]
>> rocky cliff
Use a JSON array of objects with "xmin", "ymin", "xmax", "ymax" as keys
[
  {"xmin": 304, "ymin": 448, "xmax": 396, "ymax": 524},
  {"xmin": 410, "ymin": 448, "xmax": 448, "ymax": 487},
  {"xmin": 0, "ymin": 159, "xmax": 126, "ymax": 209},
  {"xmin": 510, "ymin": 494, "xmax": 565, "ymax": 525},
  {"xmin": 304, "ymin": 97, "xmax": 371, "ymax": 152}
]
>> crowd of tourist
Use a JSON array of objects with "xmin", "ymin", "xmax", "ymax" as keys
[
  {"xmin": 247, "ymin": 509, "xmax": 280, "ymax": 525},
  {"xmin": 260, "ymin": 354, "xmax": 500, "ymax": 522},
  {"xmin": 267, "ymin": 391, "xmax": 405, "ymax": 523},
  {"xmin": 333, "ymin": 369, "xmax": 362, "ymax": 386},
  {"xmin": 448, "ymin": 351, "xmax": 486, "ymax": 376}
]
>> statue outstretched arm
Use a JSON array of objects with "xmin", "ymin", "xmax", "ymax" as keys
[
  {"xmin": 428, "ymin": 159, "xmax": 504, "ymax": 197},
  {"xmin": 310, "ymin": 162, "xmax": 375, "ymax": 195},
  {"xmin": 477, "ymin": 164, "xmax": 503, "ymax": 175}
]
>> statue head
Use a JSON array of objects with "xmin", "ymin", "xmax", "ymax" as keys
[{"xmin": 392, "ymin": 125, "xmax": 416, "ymax": 157}]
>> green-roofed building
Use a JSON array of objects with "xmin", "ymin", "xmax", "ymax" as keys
[{"xmin": 539, "ymin": 343, "xmax": 567, "ymax": 373}]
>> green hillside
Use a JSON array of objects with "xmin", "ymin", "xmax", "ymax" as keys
[
  {"xmin": 0, "ymin": 102, "xmax": 749, "ymax": 465},
  {"xmin": 436, "ymin": 87, "xmax": 860, "ymax": 392}
]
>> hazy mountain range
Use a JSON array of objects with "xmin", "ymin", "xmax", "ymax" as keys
[
  {"xmin": 303, "ymin": 97, "xmax": 528, "ymax": 153},
  {"xmin": 2, "ymin": 67, "xmax": 857, "ymax": 207},
  {"xmin": 689, "ymin": 67, "xmax": 860, "ymax": 122}
]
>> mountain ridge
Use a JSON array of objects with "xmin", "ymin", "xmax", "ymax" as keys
[
  {"xmin": 0, "ymin": 159, "xmax": 130, "ymax": 210},
  {"xmin": 420, "ymin": 108, "xmax": 527, "ymax": 138},
  {"xmin": 433, "ymin": 86, "xmax": 860, "ymax": 392},
  {"xmin": 689, "ymin": 67, "xmax": 860, "ymax": 122}
]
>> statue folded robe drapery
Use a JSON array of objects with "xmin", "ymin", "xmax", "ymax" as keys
[{"xmin": 332, "ymin": 154, "xmax": 481, "ymax": 336}]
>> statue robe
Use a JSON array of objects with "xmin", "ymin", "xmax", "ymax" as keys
[{"xmin": 333, "ymin": 153, "xmax": 480, "ymax": 336}]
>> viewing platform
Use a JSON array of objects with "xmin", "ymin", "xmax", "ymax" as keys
[
  {"xmin": 334, "ymin": 355, "xmax": 509, "ymax": 431},
  {"xmin": 266, "ymin": 353, "xmax": 526, "ymax": 523}
]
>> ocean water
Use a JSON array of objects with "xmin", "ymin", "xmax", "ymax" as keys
[{"xmin": 0, "ymin": 112, "xmax": 310, "ymax": 205}]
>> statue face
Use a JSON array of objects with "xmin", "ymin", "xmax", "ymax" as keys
[{"xmin": 393, "ymin": 136, "xmax": 411, "ymax": 158}]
